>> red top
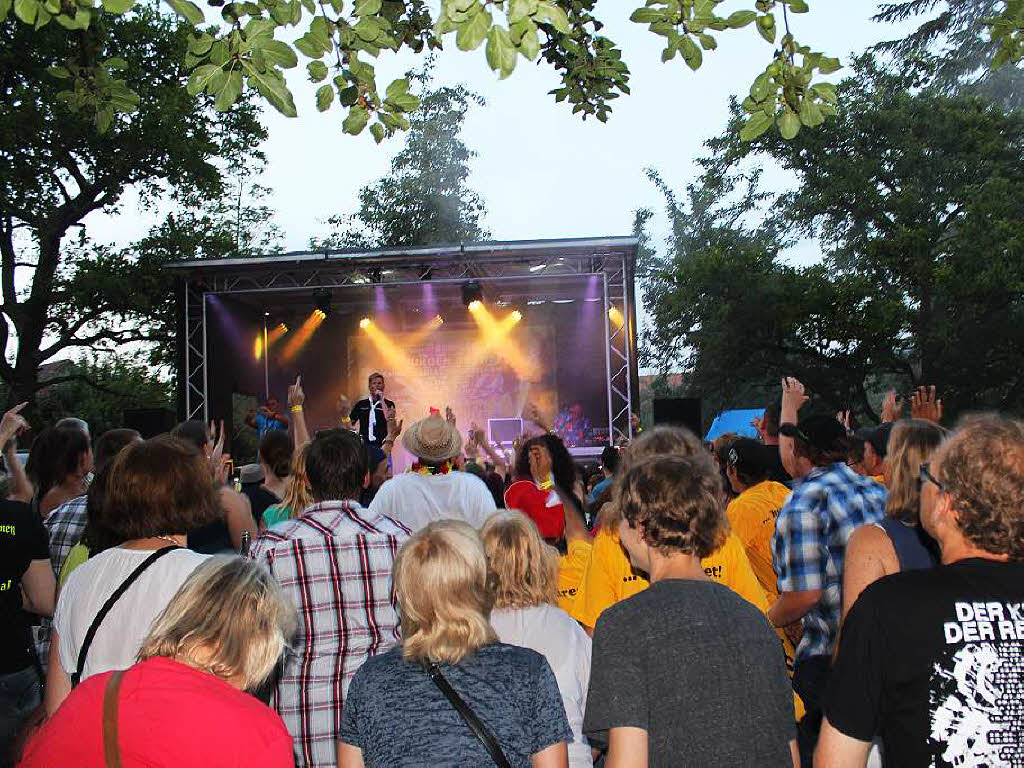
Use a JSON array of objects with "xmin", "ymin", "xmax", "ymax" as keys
[
  {"xmin": 21, "ymin": 657, "xmax": 294, "ymax": 768},
  {"xmin": 504, "ymin": 479, "xmax": 566, "ymax": 540}
]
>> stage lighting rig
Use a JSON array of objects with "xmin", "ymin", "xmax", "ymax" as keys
[
  {"xmin": 461, "ymin": 281, "xmax": 483, "ymax": 308},
  {"xmin": 359, "ymin": 317, "xmax": 371, "ymax": 329},
  {"xmin": 313, "ymin": 289, "xmax": 332, "ymax": 318}
]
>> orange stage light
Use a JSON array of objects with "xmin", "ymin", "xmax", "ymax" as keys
[
  {"xmin": 281, "ymin": 310, "xmax": 326, "ymax": 361},
  {"xmin": 608, "ymin": 306, "xmax": 624, "ymax": 328},
  {"xmin": 464, "ymin": 304, "xmax": 537, "ymax": 378}
]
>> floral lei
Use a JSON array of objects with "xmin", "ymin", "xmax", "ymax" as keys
[{"xmin": 411, "ymin": 460, "xmax": 452, "ymax": 475}]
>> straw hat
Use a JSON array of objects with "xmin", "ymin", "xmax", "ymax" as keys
[{"xmin": 402, "ymin": 413, "xmax": 463, "ymax": 463}]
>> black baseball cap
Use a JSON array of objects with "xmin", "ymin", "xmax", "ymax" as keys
[
  {"xmin": 855, "ymin": 422, "xmax": 894, "ymax": 458},
  {"xmin": 779, "ymin": 414, "xmax": 849, "ymax": 453}
]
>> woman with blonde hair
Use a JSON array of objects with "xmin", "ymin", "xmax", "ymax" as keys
[
  {"xmin": 262, "ymin": 444, "xmax": 313, "ymax": 529},
  {"xmin": 483, "ymin": 511, "xmax": 594, "ymax": 768},
  {"xmin": 338, "ymin": 520, "xmax": 571, "ymax": 768},
  {"xmin": 21, "ymin": 556, "xmax": 297, "ymax": 767},
  {"xmin": 842, "ymin": 419, "xmax": 948, "ymax": 619}
]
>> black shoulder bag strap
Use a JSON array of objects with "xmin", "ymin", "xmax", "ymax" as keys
[
  {"xmin": 72, "ymin": 546, "xmax": 181, "ymax": 687},
  {"xmin": 424, "ymin": 661, "xmax": 513, "ymax": 768}
]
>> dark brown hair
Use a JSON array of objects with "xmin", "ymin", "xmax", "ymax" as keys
[
  {"xmin": 259, "ymin": 429, "xmax": 294, "ymax": 479},
  {"xmin": 937, "ymin": 414, "xmax": 1024, "ymax": 560},
  {"xmin": 306, "ymin": 429, "xmax": 367, "ymax": 501},
  {"xmin": 619, "ymin": 454, "xmax": 727, "ymax": 558},
  {"xmin": 95, "ymin": 435, "xmax": 220, "ymax": 540}
]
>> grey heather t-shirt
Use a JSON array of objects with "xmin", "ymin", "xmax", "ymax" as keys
[
  {"xmin": 339, "ymin": 643, "xmax": 571, "ymax": 767},
  {"xmin": 584, "ymin": 579, "xmax": 795, "ymax": 767}
]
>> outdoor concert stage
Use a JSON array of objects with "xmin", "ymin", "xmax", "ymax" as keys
[{"xmin": 168, "ymin": 237, "xmax": 640, "ymax": 460}]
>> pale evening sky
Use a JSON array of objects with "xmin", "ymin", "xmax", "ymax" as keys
[{"xmin": 85, "ymin": 3, "xmax": 918, "ymax": 260}]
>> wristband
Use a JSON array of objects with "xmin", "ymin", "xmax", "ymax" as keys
[{"xmin": 290, "ymin": 405, "xmax": 303, "ymax": 413}]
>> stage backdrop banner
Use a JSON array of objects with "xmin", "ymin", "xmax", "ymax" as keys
[{"xmin": 349, "ymin": 325, "xmax": 557, "ymax": 465}]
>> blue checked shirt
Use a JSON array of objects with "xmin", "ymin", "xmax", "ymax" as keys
[{"xmin": 772, "ymin": 463, "xmax": 886, "ymax": 662}]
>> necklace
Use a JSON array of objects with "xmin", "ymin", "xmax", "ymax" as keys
[{"xmin": 152, "ymin": 534, "xmax": 181, "ymax": 546}]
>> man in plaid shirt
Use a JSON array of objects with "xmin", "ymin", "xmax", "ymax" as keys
[
  {"xmin": 768, "ymin": 380, "xmax": 886, "ymax": 765},
  {"xmin": 251, "ymin": 429, "xmax": 409, "ymax": 768}
]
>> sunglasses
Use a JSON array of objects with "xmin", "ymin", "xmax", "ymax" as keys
[{"xmin": 918, "ymin": 462, "xmax": 945, "ymax": 492}]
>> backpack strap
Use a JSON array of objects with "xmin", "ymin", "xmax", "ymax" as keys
[{"xmin": 72, "ymin": 546, "xmax": 181, "ymax": 686}]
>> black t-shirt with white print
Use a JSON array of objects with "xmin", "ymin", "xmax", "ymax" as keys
[{"xmin": 826, "ymin": 558, "xmax": 1024, "ymax": 767}]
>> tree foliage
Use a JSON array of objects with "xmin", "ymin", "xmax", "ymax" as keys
[
  {"xmin": 0, "ymin": 5, "xmax": 267, "ymax": 407},
  {"xmin": 3, "ymin": 0, "xmax": 851, "ymax": 142},
  {"xmin": 641, "ymin": 55, "xmax": 1024, "ymax": 421},
  {"xmin": 873, "ymin": 0, "xmax": 1024, "ymax": 109},
  {"xmin": 313, "ymin": 71, "xmax": 488, "ymax": 249}
]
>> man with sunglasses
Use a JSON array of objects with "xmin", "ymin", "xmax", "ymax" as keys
[
  {"xmin": 769, "ymin": 378, "xmax": 887, "ymax": 765},
  {"xmin": 818, "ymin": 414, "xmax": 1024, "ymax": 767}
]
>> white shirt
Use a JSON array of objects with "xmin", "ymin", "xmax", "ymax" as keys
[
  {"xmin": 54, "ymin": 546, "xmax": 209, "ymax": 681},
  {"xmin": 368, "ymin": 470, "xmax": 497, "ymax": 532},
  {"xmin": 490, "ymin": 604, "xmax": 593, "ymax": 768}
]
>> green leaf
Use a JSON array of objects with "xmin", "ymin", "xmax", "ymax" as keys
[
  {"xmin": 726, "ymin": 10, "xmax": 756, "ymax": 28},
  {"xmin": 186, "ymin": 64, "xmax": 221, "ymax": 96},
  {"xmin": 13, "ymin": 0, "xmax": 38, "ymax": 25},
  {"xmin": 798, "ymin": 97, "xmax": 824, "ymax": 127},
  {"xmin": 534, "ymin": 0, "xmax": 569, "ymax": 33},
  {"xmin": 507, "ymin": 0, "xmax": 535, "ymax": 24},
  {"xmin": 338, "ymin": 85, "xmax": 359, "ymax": 105},
  {"xmin": 698, "ymin": 33, "xmax": 717, "ymax": 50},
  {"xmin": 661, "ymin": 44, "xmax": 676, "ymax": 62},
  {"xmin": 369, "ymin": 121, "xmax": 386, "ymax": 143},
  {"xmin": 342, "ymin": 104, "xmax": 369, "ymax": 134},
  {"xmin": 166, "ymin": 0, "xmax": 203, "ymax": 24},
  {"xmin": 739, "ymin": 110, "xmax": 772, "ymax": 141},
  {"xmin": 817, "ymin": 56, "xmax": 841, "ymax": 74},
  {"xmin": 0, "ymin": 0, "xmax": 11, "ymax": 21},
  {"xmin": 243, "ymin": 60, "xmax": 297, "ymax": 116},
  {"xmin": 188, "ymin": 33, "xmax": 214, "ymax": 55},
  {"xmin": 353, "ymin": 0, "xmax": 379, "ymax": 14},
  {"xmin": 679, "ymin": 36, "xmax": 702, "ymax": 69},
  {"xmin": 316, "ymin": 83, "xmax": 334, "ymax": 111},
  {"xmin": 101, "ymin": 0, "xmax": 133, "ymax": 13},
  {"xmin": 518, "ymin": 21, "xmax": 539, "ymax": 58},
  {"xmin": 214, "ymin": 68, "xmax": 243, "ymax": 111},
  {"xmin": 811, "ymin": 81, "xmax": 837, "ymax": 104},
  {"xmin": 384, "ymin": 77, "xmax": 408, "ymax": 99},
  {"xmin": 354, "ymin": 17, "xmax": 380, "ymax": 41},
  {"xmin": 756, "ymin": 14, "xmax": 775, "ymax": 43},
  {"xmin": 294, "ymin": 36, "xmax": 323, "ymax": 58},
  {"xmin": 54, "ymin": 8, "xmax": 90, "ymax": 28},
  {"xmin": 46, "ymin": 65, "xmax": 71, "ymax": 79},
  {"xmin": 307, "ymin": 60, "xmax": 329, "ymax": 82},
  {"xmin": 388, "ymin": 92, "xmax": 419, "ymax": 111},
  {"xmin": 95, "ymin": 106, "xmax": 114, "ymax": 133},
  {"xmin": 455, "ymin": 6, "xmax": 490, "ymax": 51},
  {"xmin": 261, "ymin": 39, "xmax": 298, "ymax": 68},
  {"xmin": 787, "ymin": 0, "xmax": 809, "ymax": 11},
  {"xmin": 485, "ymin": 24, "xmax": 517, "ymax": 78},
  {"xmin": 630, "ymin": 7, "xmax": 664, "ymax": 24},
  {"xmin": 104, "ymin": 57, "xmax": 128, "ymax": 69},
  {"xmin": 778, "ymin": 108, "xmax": 801, "ymax": 139}
]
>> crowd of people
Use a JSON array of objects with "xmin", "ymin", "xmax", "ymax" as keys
[{"xmin": 1, "ymin": 372, "xmax": 1023, "ymax": 768}]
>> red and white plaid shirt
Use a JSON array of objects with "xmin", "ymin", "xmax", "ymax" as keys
[{"xmin": 251, "ymin": 500, "xmax": 410, "ymax": 768}]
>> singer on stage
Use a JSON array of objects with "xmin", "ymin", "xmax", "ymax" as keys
[{"xmin": 349, "ymin": 372, "xmax": 395, "ymax": 444}]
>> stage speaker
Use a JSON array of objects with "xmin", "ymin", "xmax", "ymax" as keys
[
  {"xmin": 652, "ymin": 397, "xmax": 702, "ymax": 438},
  {"xmin": 123, "ymin": 408, "xmax": 177, "ymax": 438}
]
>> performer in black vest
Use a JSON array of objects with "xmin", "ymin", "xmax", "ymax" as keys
[{"xmin": 349, "ymin": 372, "xmax": 395, "ymax": 444}]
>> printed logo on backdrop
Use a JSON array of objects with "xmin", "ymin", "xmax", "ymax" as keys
[{"xmin": 930, "ymin": 601, "xmax": 1024, "ymax": 766}]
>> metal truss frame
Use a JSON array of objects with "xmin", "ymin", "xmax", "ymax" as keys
[{"xmin": 173, "ymin": 238, "xmax": 638, "ymax": 445}]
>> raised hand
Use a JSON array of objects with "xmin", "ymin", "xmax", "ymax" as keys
[
  {"xmin": 880, "ymin": 389, "xmax": 903, "ymax": 423},
  {"xmin": 911, "ymin": 385, "xmax": 943, "ymax": 424},
  {"xmin": 336, "ymin": 393, "xmax": 351, "ymax": 415},
  {"xmin": 445, "ymin": 406, "xmax": 456, "ymax": 427},
  {"xmin": 0, "ymin": 402, "xmax": 29, "ymax": 446},
  {"xmin": 209, "ymin": 419, "xmax": 225, "ymax": 473},
  {"xmin": 386, "ymin": 405, "xmax": 403, "ymax": 438},
  {"xmin": 781, "ymin": 377, "xmax": 809, "ymax": 416},
  {"xmin": 287, "ymin": 375, "xmax": 305, "ymax": 408},
  {"xmin": 836, "ymin": 410, "xmax": 853, "ymax": 432}
]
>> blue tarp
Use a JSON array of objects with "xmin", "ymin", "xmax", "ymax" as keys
[{"xmin": 704, "ymin": 408, "xmax": 764, "ymax": 442}]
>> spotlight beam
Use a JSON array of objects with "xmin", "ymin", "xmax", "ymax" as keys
[
  {"xmin": 462, "ymin": 305, "xmax": 536, "ymax": 378},
  {"xmin": 281, "ymin": 311, "xmax": 325, "ymax": 361}
]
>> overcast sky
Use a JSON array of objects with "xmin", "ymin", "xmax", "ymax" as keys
[{"xmin": 84, "ymin": 3, "xmax": 919, "ymax": 259}]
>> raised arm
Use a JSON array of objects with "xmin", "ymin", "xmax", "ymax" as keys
[
  {"xmin": 779, "ymin": 377, "xmax": 808, "ymax": 479},
  {"xmin": 288, "ymin": 376, "xmax": 310, "ymax": 447}
]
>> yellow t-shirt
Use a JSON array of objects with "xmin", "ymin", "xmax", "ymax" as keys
[
  {"xmin": 557, "ymin": 539, "xmax": 593, "ymax": 615},
  {"xmin": 726, "ymin": 480, "xmax": 791, "ymax": 603},
  {"xmin": 570, "ymin": 527, "xmax": 769, "ymax": 627}
]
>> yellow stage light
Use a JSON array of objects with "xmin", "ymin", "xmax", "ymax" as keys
[
  {"xmin": 511, "ymin": 310, "xmax": 522, "ymax": 323},
  {"xmin": 435, "ymin": 315, "xmax": 444, "ymax": 325},
  {"xmin": 608, "ymin": 306, "xmax": 624, "ymax": 327},
  {"xmin": 254, "ymin": 335, "xmax": 264, "ymax": 361},
  {"xmin": 359, "ymin": 317, "xmax": 371, "ymax": 329},
  {"xmin": 468, "ymin": 300, "xmax": 483, "ymax": 312}
]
